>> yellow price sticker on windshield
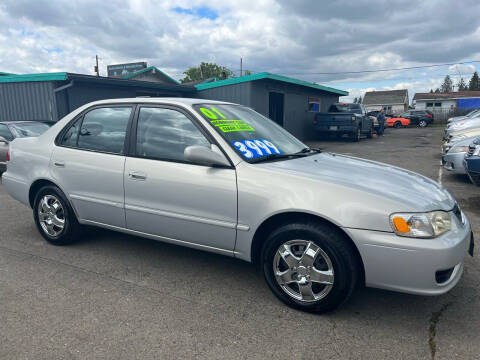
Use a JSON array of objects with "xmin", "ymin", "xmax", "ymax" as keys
[{"xmin": 199, "ymin": 107, "xmax": 255, "ymax": 132}]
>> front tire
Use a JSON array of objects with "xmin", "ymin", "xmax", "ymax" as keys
[
  {"xmin": 394, "ymin": 121, "xmax": 402, "ymax": 128},
  {"xmin": 262, "ymin": 222, "xmax": 360, "ymax": 313},
  {"xmin": 418, "ymin": 120, "xmax": 428, "ymax": 128},
  {"xmin": 33, "ymin": 185, "xmax": 81, "ymax": 245}
]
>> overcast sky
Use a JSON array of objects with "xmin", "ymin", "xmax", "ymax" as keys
[{"xmin": 1, "ymin": 0, "xmax": 480, "ymax": 101}]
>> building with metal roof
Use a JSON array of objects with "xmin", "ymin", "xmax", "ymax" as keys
[
  {"xmin": 0, "ymin": 69, "xmax": 347, "ymax": 140},
  {"xmin": 0, "ymin": 72, "xmax": 195, "ymax": 122}
]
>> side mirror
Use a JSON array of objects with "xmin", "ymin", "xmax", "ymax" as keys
[
  {"xmin": 184, "ymin": 145, "xmax": 231, "ymax": 167},
  {"xmin": 0, "ymin": 136, "xmax": 9, "ymax": 145}
]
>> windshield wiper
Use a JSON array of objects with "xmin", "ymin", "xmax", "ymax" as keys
[
  {"xmin": 296, "ymin": 147, "xmax": 322, "ymax": 154},
  {"xmin": 249, "ymin": 153, "xmax": 308, "ymax": 163}
]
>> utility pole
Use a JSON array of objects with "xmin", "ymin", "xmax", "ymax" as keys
[
  {"xmin": 94, "ymin": 55, "xmax": 99, "ymax": 76},
  {"xmin": 240, "ymin": 58, "xmax": 243, "ymax": 77}
]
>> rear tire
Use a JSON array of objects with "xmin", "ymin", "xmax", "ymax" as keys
[
  {"xmin": 33, "ymin": 185, "xmax": 81, "ymax": 245},
  {"xmin": 394, "ymin": 121, "xmax": 402, "ymax": 128},
  {"xmin": 418, "ymin": 120, "xmax": 428, "ymax": 128},
  {"xmin": 367, "ymin": 126, "xmax": 373, "ymax": 139},
  {"xmin": 261, "ymin": 222, "xmax": 359, "ymax": 313}
]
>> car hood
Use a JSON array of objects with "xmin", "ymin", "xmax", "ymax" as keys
[{"xmin": 261, "ymin": 152, "xmax": 455, "ymax": 212}]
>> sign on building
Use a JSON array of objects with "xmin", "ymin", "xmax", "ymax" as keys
[{"xmin": 107, "ymin": 62, "xmax": 147, "ymax": 78}]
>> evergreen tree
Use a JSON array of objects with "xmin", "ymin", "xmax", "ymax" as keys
[
  {"xmin": 358, "ymin": 96, "xmax": 362, "ymax": 104},
  {"xmin": 440, "ymin": 75, "xmax": 453, "ymax": 93},
  {"xmin": 469, "ymin": 71, "xmax": 480, "ymax": 91},
  {"xmin": 434, "ymin": 88, "xmax": 441, "ymax": 93},
  {"xmin": 429, "ymin": 89, "xmax": 433, "ymax": 93},
  {"xmin": 457, "ymin": 78, "xmax": 467, "ymax": 91}
]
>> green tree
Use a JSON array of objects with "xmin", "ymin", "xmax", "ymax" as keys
[
  {"xmin": 434, "ymin": 88, "xmax": 441, "ymax": 93},
  {"xmin": 469, "ymin": 71, "xmax": 480, "ymax": 90},
  {"xmin": 429, "ymin": 89, "xmax": 434, "ymax": 93},
  {"xmin": 244, "ymin": 70, "xmax": 253, "ymax": 76},
  {"xmin": 353, "ymin": 97, "xmax": 358, "ymax": 103},
  {"xmin": 440, "ymin": 75, "xmax": 453, "ymax": 93},
  {"xmin": 180, "ymin": 62, "xmax": 235, "ymax": 83},
  {"xmin": 457, "ymin": 78, "xmax": 468, "ymax": 91},
  {"xmin": 358, "ymin": 96, "xmax": 362, "ymax": 104}
]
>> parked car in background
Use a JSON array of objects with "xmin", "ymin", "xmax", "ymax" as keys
[
  {"xmin": 2, "ymin": 98, "xmax": 473, "ymax": 313},
  {"xmin": 400, "ymin": 110, "xmax": 434, "ymax": 127},
  {"xmin": 367, "ymin": 112, "xmax": 379, "ymax": 132},
  {"xmin": 445, "ymin": 116, "xmax": 480, "ymax": 137},
  {"xmin": 443, "ymin": 128, "xmax": 480, "ymax": 152},
  {"xmin": 447, "ymin": 109, "xmax": 480, "ymax": 124},
  {"xmin": 464, "ymin": 138, "xmax": 480, "ymax": 185},
  {"xmin": 387, "ymin": 116, "xmax": 411, "ymax": 128},
  {"xmin": 314, "ymin": 103, "xmax": 374, "ymax": 141},
  {"xmin": 0, "ymin": 121, "xmax": 51, "ymax": 173},
  {"xmin": 442, "ymin": 136, "xmax": 479, "ymax": 174}
]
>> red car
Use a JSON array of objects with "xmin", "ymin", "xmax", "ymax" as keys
[{"xmin": 387, "ymin": 117, "xmax": 411, "ymax": 128}]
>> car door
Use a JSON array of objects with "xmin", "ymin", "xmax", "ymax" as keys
[
  {"xmin": 124, "ymin": 105, "xmax": 237, "ymax": 252},
  {"xmin": 51, "ymin": 105, "xmax": 134, "ymax": 228},
  {"xmin": 0, "ymin": 124, "xmax": 13, "ymax": 167}
]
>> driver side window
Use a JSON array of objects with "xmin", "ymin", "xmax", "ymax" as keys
[{"xmin": 135, "ymin": 107, "xmax": 210, "ymax": 162}]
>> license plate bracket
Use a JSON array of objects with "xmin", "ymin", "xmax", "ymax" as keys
[{"xmin": 329, "ymin": 126, "xmax": 338, "ymax": 130}]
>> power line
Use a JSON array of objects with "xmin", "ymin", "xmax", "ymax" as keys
[{"xmin": 277, "ymin": 60, "xmax": 480, "ymax": 76}]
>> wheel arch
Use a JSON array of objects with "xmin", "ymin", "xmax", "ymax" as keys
[
  {"xmin": 250, "ymin": 211, "xmax": 365, "ymax": 284},
  {"xmin": 29, "ymin": 178, "xmax": 65, "ymax": 208}
]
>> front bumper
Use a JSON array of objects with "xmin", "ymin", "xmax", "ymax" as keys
[
  {"xmin": 442, "ymin": 152, "xmax": 467, "ymax": 174},
  {"xmin": 344, "ymin": 212, "xmax": 472, "ymax": 296}
]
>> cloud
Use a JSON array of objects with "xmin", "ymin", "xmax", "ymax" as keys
[{"xmin": 0, "ymin": 0, "xmax": 479, "ymax": 98}]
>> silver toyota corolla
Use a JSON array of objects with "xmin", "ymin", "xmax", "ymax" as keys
[{"xmin": 2, "ymin": 98, "xmax": 474, "ymax": 313}]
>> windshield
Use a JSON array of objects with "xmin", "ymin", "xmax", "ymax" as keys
[
  {"xmin": 193, "ymin": 104, "xmax": 307, "ymax": 162},
  {"xmin": 328, "ymin": 103, "xmax": 362, "ymax": 114},
  {"xmin": 9, "ymin": 122, "xmax": 50, "ymax": 138}
]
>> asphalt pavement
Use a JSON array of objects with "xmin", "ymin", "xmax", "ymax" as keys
[{"xmin": 0, "ymin": 126, "xmax": 478, "ymax": 359}]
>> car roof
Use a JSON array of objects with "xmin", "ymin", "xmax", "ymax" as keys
[
  {"xmin": 0, "ymin": 120, "xmax": 50, "ymax": 125},
  {"xmin": 84, "ymin": 97, "xmax": 234, "ymax": 107}
]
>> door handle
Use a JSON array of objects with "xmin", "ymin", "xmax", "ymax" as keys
[
  {"xmin": 54, "ymin": 161, "xmax": 65, "ymax": 167},
  {"xmin": 128, "ymin": 171, "xmax": 147, "ymax": 181}
]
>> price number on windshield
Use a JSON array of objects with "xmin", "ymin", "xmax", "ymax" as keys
[{"xmin": 232, "ymin": 139, "xmax": 281, "ymax": 159}]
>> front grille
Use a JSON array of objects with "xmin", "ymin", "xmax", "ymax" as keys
[{"xmin": 452, "ymin": 203, "xmax": 463, "ymax": 223}]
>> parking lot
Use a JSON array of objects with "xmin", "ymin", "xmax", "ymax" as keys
[{"xmin": 0, "ymin": 126, "xmax": 478, "ymax": 360}]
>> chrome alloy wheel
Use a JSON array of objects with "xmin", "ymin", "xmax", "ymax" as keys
[
  {"xmin": 38, "ymin": 195, "xmax": 65, "ymax": 237},
  {"xmin": 273, "ymin": 240, "xmax": 334, "ymax": 302}
]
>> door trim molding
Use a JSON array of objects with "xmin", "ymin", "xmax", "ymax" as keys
[
  {"xmin": 125, "ymin": 203, "xmax": 238, "ymax": 229},
  {"xmin": 70, "ymin": 194, "xmax": 124, "ymax": 208},
  {"xmin": 79, "ymin": 219, "xmax": 237, "ymax": 257}
]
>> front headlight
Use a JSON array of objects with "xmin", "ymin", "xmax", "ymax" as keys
[
  {"xmin": 448, "ymin": 146, "xmax": 469, "ymax": 154},
  {"xmin": 390, "ymin": 211, "xmax": 452, "ymax": 238},
  {"xmin": 473, "ymin": 145, "xmax": 480, "ymax": 156}
]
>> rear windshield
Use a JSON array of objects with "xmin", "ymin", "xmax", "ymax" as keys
[
  {"xmin": 328, "ymin": 103, "xmax": 362, "ymax": 114},
  {"xmin": 9, "ymin": 122, "xmax": 50, "ymax": 138}
]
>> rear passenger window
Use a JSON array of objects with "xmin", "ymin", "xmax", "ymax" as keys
[
  {"xmin": 60, "ymin": 118, "xmax": 82, "ymax": 147},
  {"xmin": 135, "ymin": 107, "xmax": 210, "ymax": 162},
  {"xmin": 77, "ymin": 107, "xmax": 131, "ymax": 154}
]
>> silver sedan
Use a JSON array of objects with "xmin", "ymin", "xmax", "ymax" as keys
[{"xmin": 2, "ymin": 98, "xmax": 474, "ymax": 313}]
